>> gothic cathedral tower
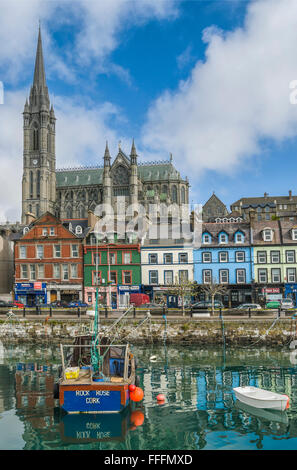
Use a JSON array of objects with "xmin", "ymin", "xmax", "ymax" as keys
[{"xmin": 22, "ymin": 27, "xmax": 56, "ymax": 223}]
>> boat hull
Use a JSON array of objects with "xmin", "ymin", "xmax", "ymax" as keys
[
  {"xmin": 60, "ymin": 383, "xmax": 130, "ymax": 414},
  {"xmin": 233, "ymin": 386, "xmax": 289, "ymax": 411}
]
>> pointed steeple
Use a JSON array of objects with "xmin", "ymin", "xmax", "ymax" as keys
[
  {"xmin": 33, "ymin": 26, "xmax": 47, "ymax": 89},
  {"xmin": 104, "ymin": 141, "xmax": 111, "ymax": 167},
  {"xmin": 130, "ymin": 139, "xmax": 138, "ymax": 165}
]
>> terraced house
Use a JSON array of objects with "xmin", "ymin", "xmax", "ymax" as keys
[
  {"xmin": 193, "ymin": 222, "xmax": 253, "ymax": 307},
  {"xmin": 252, "ymin": 220, "xmax": 297, "ymax": 305}
]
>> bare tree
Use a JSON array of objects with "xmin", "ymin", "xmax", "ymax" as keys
[
  {"xmin": 167, "ymin": 275, "xmax": 196, "ymax": 316},
  {"xmin": 201, "ymin": 279, "xmax": 227, "ymax": 316}
]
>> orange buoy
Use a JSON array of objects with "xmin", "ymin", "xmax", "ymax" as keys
[
  {"xmin": 156, "ymin": 394, "xmax": 165, "ymax": 402},
  {"xmin": 129, "ymin": 384, "xmax": 136, "ymax": 392},
  {"xmin": 130, "ymin": 410, "xmax": 144, "ymax": 427},
  {"xmin": 130, "ymin": 386, "xmax": 144, "ymax": 402}
]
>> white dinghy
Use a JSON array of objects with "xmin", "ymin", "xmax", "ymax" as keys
[{"xmin": 233, "ymin": 386, "xmax": 290, "ymax": 411}]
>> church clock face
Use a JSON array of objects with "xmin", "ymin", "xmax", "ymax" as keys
[
  {"xmin": 32, "ymin": 159, "xmax": 38, "ymax": 166},
  {"xmin": 112, "ymin": 165, "xmax": 129, "ymax": 185}
]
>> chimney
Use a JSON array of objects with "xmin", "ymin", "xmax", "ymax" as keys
[
  {"xmin": 25, "ymin": 212, "xmax": 36, "ymax": 225},
  {"xmin": 289, "ymin": 190, "xmax": 292, "ymax": 201}
]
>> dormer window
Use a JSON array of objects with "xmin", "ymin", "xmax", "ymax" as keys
[
  {"xmin": 219, "ymin": 232, "xmax": 228, "ymax": 244},
  {"xmin": 75, "ymin": 225, "xmax": 82, "ymax": 235},
  {"xmin": 292, "ymin": 229, "xmax": 297, "ymax": 240},
  {"xmin": 263, "ymin": 228, "xmax": 273, "ymax": 241},
  {"xmin": 203, "ymin": 233, "xmax": 211, "ymax": 244},
  {"xmin": 23, "ymin": 227, "xmax": 29, "ymax": 235},
  {"xmin": 235, "ymin": 232, "xmax": 244, "ymax": 244}
]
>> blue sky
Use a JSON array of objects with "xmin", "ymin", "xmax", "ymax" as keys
[{"xmin": 1, "ymin": 0, "xmax": 297, "ymax": 221}]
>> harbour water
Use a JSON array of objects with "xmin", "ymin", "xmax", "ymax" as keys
[{"xmin": 1, "ymin": 342, "xmax": 297, "ymax": 450}]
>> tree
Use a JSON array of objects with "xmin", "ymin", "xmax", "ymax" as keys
[
  {"xmin": 167, "ymin": 275, "xmax": 196, "ymax": 316},
  {"xmin": 201, "ymin": 279, "xmax": 228, "ymax": 316}
]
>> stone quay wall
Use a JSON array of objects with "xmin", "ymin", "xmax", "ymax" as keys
[{"xmin": 0, "ymin": 317, "xmax": 296, "ymax": 347}]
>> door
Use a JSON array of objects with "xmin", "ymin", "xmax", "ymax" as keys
[{"xmin": 50, "ymin": 290, "xmax": 57, "ymax": 303}]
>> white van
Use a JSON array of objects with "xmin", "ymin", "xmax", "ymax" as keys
[{"xmin": 281, "ymin": 298, "xmax": 295, "ymax": 310}]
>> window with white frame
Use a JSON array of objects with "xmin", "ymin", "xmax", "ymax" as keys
[
  {"xmin": 123, "ymin": 252, "xmax": 131, "ymax": 264},
  {"xmin": 71, "ymin": 244, "xmax": 79, "ymax": 258},
  {"xmin": 42, "ymin": 228, "xmax": 48, "ymax": 236},
  {"xmin": 258, "ymin": 268, "xmax": 267, "ymax": 283},
  {"xmin": 236, "ymin": 269, "xmax": 246, "ymax": 284},
  {"xmin": 203, "ymin": 269, "xmax": 212, "ymax": 284},
  {"xmin": 202, "ymin": 252, "xmax": 212, "ymax": 263},
  {"xmin": 203, "ymin": 233, "xmax": 211, "ymax": 244},
  {"xmin": 54, "ymin": 245, "xmax": 61, "ymax": 258},
  {"xmin": 271, "ymin": 268, "xmax": 281, "ymax": 283},
  {"xmin": 164, "ymin": 253, "xmax": 173, "ymax": 264},
  {"xmin": 179, "ymin": 270, "xmax": 188, "ymax": 283},
  {"xmin": 287, "ymin": 268, "xmax": 296, "ymax": 283},
  {"xmin": 21, "ymin": 264, "xmax": 28, "ymax": 279},
  {"xmin": 178, "ymin": 252, "xmax": 188, "ymax": 263},
  {"xmin": 37, "ymin": 264, "xmax": 44, "ymax": 278},
  {"xmin": 235, "ymin": 232, "xmax": 244, "ymax": 243},
  {"xmin": 219, "ymin": 233, "xmax": 228, "ymax": 244},
  {"xmin": 149, "ymin": 253, "xmax": 158, "ymax": 264},
  {"xmin": 62, "ymin": 264, "xmax": 69, "ymax": 280},
  {"xmin": 286, "ymin": 250, "xmax": 295, "ymax": 263},
  {"xmin": 219, "ymin": 269, "xmax": 229, "ymax": 284},
  {"xmin": 235, "ymin": 251, "xmax": 245, "ymax": 262},
  {"xmin": 49, "ymin": 227, "xmax": 55, "ymax": 236},
  {"xmin": 29, "ymin": 264, "xmax": 36, "ymax": 280},
  {"xmin": 164, "ymin": 270, "xmax": 173, "ymax": 285},
  {"xmin": 257, "ymin": 251, "xmax": 267, "ymax": 264},
  {"xmin": 36, "ymin": 245, "xmax": 43, "ymax": 259},
  {"xmin": 53, "ymin": 264, "xmax": 60, "ymax": 279},
  {"xmin": 270, "ymin": 251, "xmax": 280, "ymax": 264},
  {"xmin": 19, "ymin": 246, "xmax": 27, "ymax": 259},
  {"xmin": 219, "ymin": 251, "xmax": 228, "ymax": 263},
  {"xmin": 75, "ymin": 225, "xmax": 82, "ymax": 235},
  {"xmin": 292, "ymin": 229, "xmax": 297, "ymax": 240},
  {"xmin": 263, "ymin": 229, "xmax": 273, "ymax": 241},
  {"xmin": 149, "ymin": 271, "xmax": 158, "ymax": 284},
  {"xmin": 70, "ymin": 264, "xmax": 78, "ymax": 278}
]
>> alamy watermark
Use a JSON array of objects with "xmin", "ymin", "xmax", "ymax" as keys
[{"xmin": 0, "ymin": 81, "xmax": 3, "ymax": 104}]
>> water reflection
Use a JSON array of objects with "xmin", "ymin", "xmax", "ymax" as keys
[{"xmin": 0, "ymin": 345, "xmax": 297, "ymax": 449}]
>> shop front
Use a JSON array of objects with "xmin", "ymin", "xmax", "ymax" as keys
[
  {"xmin": 118, "ymin": 285, "xmax": 141, "ymax": 309},
  {"xmin": 255, "ymin": 286, "xmax": 284, "ymax": 306},
  {"xmin": 47, "ymin": 283, "xmax": 82, "ymax": 304},
  {"xmin": 284, "ymin": 284, "xmax": 297, "ymax": 306},
  {"xmin": 15, "ymin": 282, "xmax": 47, "ymax": 307},
  {"xmin": 84, "ymin": 285, "xmax": 117, "ymax": 308}
]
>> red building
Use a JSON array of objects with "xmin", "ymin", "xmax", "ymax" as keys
[{"xmin": 14, "ymin": 212, "xmax": 84, "ymax": 306}]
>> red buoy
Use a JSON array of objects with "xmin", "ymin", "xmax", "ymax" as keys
[
  {"xmin": 130, "ymin": 410, "xmax": 144, "ymax": 427},
  {"xmin": 156, "ymin": 394, "xmax": 165, "ymax": 402},
  {"xmin": 130, "ymin": 387, "xmax": 144, "ymax": 402},
  {"xmin": 129, "ymin": 384, "xmax": 136, "ymax": 392}
]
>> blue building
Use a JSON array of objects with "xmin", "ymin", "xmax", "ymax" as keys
[{"xmin": 194, "ymin": 222, "xmax": 254, "ymax": 307}]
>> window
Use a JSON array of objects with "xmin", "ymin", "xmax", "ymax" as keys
[
  {"xmin": 202, "ymin": 252, "xmax": 212, "ymax": 263},
  {"xmin": 235, "ymin": 233, "xmax": 244, "ymax": 243},
  {"xmin": 49, "ymin": 227, "xmax": 55, "ymax": 236},
  {"xmin": 123, "ymin": 252, "xmax": 131, "ymax": 264},
  {"xmin": 53, "ymin": 264, "xmax": 60, "ymax": 279},
  {"xmin": 54, "ymin": 245, "xmax": 61, "ymax": 258},
  {"xmin": 75, "ymin": 225, "xmax": 82, "ymax": 235},
  {"xmin": 292, "ymin": 229, "xmax": 297, "ymax": 240},
  {"xmin": 70, "ymin": 264, "xmax": 78, "ymax": 278},
  {"xmin": 37, "ymin": 264, "xmax": 44, "ymax": 279},
  {"xmin": 164, "ymin": 253, "xmax": 173, "ymax": 264},
  {"xmin": 235, "ymin": 251, "xmax": 245, "ymax": 262},
  {"xmin": 123, "ymin": 271, "xmax": 132, "ymax": 284},
  {"xmin": 265, "ymin": 213, "xmax": 270, "ymax": 221},
  {"xmin": 29, "ymin": 264, "xmax": 36, "ymax": 281},
  {"xmin": 93, "ymin": 253, "xmax": 100, "ymax": 266},
  {"xmin": 71, "ymin": 244, "xmax": 79, "ymax": 258},
  {"xmin": 287, "ymin": 268, "xmax": 296, "ymax": 283},
  {"xmin": 271, "ymin": 268, "xmax": 281, "ymax": 283},
  {"xmin": 92, "ymin": 271, "xmax": 101, "ymax": 285},
  {"xmin": 270, "ymin": 251, "xmax": 280, "ymax": 264},
  {"xmin": 21, "ymin": 264, "xmax": 28, "ymax": 279},
  {"xmin": 109, "ymin": 271, "xmax": 117, "ymax": 284},
  {"xmin": 36, "ymin": 245, "xmax": 43, "ymax": 259},
  {"xmin": 89, "ymin": 234, "xmax": 97, "ymax": 245},
  {"xmin": 257, "ymin": 251, "xmax": 267, "ymax": 264},
  {"xmin": 258, "ymin": 268, "xmax": 267, "ymax": 283},
  {"xmin": 219, "ymin": 269, "xmax": 229, "ymax": 284},
  {"xmin": 263, "ymin": 229, "xmax": 273, "ymax": 241},
  {"xmin": 178, "ymin": 253, "xmax": 188, "ymax": 263},
  {"xmin": 42, "ymin": 228, "xmax": 48, "ymax": 236},
  {"xmin": 149, "ymin": 271, "xmax": 158, "ymax": 284},
  {"xmin": 62, "ymin": 264, "xmax": 69, "ymax": 280},
  {"xmin": 219, "ymin": 251, "xmax": 228, "ymax": 263},
  {"xmin": 164, "ymin": 271, "xmax": 173, "ymax": 285},
  {"xmin": 203, "ymin": 233, "xmax": 211, "ymax": 244},
  {"xmin": 179, "ymin": 270, "xmax": 188, "ymax": 283},
  {"xmin": 236, "ymin": 269, "xmax": 246, "ymax": 284},
  {"xmin": 109, "ymin": 252, "xmax": 116, "ymax": 264},
  {"xmin": 219, "ymin": 233, "xmax": 228, "ymax": 244},
  {"xmin": 149, "ymin": 253, "xmax": 158, "ymax": 264},
  {"xmin": 286, "ymin": 250, "xmax": 295, "ymax": 263},
  {"xmin": 203, "ymin": 269, "xmax": 212, "ymax": 284},
  {"xmin": 20, "ymin": 246, "xmax": 27, "ymax": 259}
]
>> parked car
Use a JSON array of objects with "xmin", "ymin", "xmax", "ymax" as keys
[
  {"xmin": 281, "ymin": 298, "xmax": 295, "ymax": 310},
  {"xmin": 236, "ymin": 303, "xmax": 262, "ymax": 310},
  {"xmin": 138, "ymin": 303, "xmax": 167, "ymax": 314},
  {"xmin": 49, "ymin": 301, "xmax": 69, "ymax": 308},
  {"xmin": 265, "ymin": 301, "xmax": 281, "ymax": 309},
  {"xmin": 0, "ymin": 300, "xmax": 11, "ymax": 307},
  {"xmin": 191, "ymin": 301, "xmax": 224, "ymax": 310},
  {"xmin": 68, "ymin": 301, "xmax": 88, "ymax": 308},
  {"xmin": 13, "ymin": 301, "xmax": 24, "ymax": 308}
]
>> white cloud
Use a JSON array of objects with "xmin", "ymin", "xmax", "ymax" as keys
[{"xmin": 141, "ymin": 0, "xmax": 297, "ymax": 185}]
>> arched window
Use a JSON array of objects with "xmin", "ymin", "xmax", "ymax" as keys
[
  {"xmin": 33, "ymin": 124, "xmax": 39, "ymax": 151},
  {"xmin": 36, "ymin": 204, "xmax": 40, "ymax": 217},
  {"xmin": 29, "ymin": 171, "xmax": 33, "ymax": 197},
  {"xmin": 181, "ymin": 186, "xmax": 185, "ymax": 204},
  {"xmin": 79, "ymin": 206, "xmax": 85, "ymax": 218},
  {"xmin": 75, "ymin": 225, "xmax": 83, "ymax": 235},
  {"xmin": 36, "ymin": 170, "xmax": 40, "ymax": 197},
  {"xmin": 66, "ymin": 206, "xmax": 73, "ymax": 218},
  {"xmin": 172, "ymin": 185, "xmax": 177, "ymax": 203}
]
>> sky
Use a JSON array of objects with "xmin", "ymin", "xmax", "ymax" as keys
[{"xmin": 1, "ymin": 0, "xmax": 297, "ymax": 221}]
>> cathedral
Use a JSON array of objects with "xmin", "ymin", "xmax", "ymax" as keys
[{"xmin": 21, "ymin": 28, "xmax": 189, "ymax": 224}]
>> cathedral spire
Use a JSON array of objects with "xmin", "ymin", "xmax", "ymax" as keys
[
  {"xmin": 130, "ymin": 138, "xmax": 138, "ymax": 165},
  {"xmin": 104, "ymin": 141, "xmax": 111, "ymax": 166},
  {"xmin": 33, "ymin": 26, "xmax": 47, "ymax": 89}
]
